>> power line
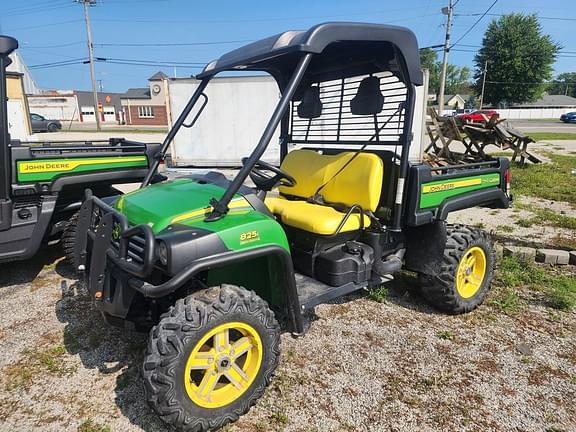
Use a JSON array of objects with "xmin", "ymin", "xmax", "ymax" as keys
[
  {"xmin": 456, "ymin": 12, "xmax": 576, "ymax": 22},
  {"xmin": 95, "ymin": 57, "xmax": 206, "ymax": 65},
  {"xmin": 94, "ymin": 40, "xmax": 253, "ymax": 47},
  {"xmin": 450, "ymin": 0, "xmax": 499, "ymax": 48},
  {"xmin": 5, "ymin": 19, "xmax": 82, "ymax": 32},
  {"xmin": 3, "ymin": 2, "xmax": 75, "ymax": 17},
  {"xmin": 28, "ymin": 58, "xmax": 88, "ymax": 69}
]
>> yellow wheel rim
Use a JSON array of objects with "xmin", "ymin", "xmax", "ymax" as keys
[
  {"xmin": 183, "ymin": 322, "xmax": 263, "ymax": 409},
  {"xmin": 456, "ymin": 246, "xmax": 487, "ymax": 299}
]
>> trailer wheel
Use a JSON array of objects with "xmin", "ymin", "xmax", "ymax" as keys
[
  {"xmin": 62, "ymin": 211, "xmax": 80, "ymax": 270},
  {"xmin": 143, "ymin": 284, "xmax": 280, "ymax": 432},
  {"xmin": 420, "ymin": 224, "xmax": 494, "ymax": 314}
]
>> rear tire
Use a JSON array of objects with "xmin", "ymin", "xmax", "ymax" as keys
[
  {"xmin": 47, "ymin": 122, "xmax": 59, "ymax": 132},
  {"xmin": 62, "ymin": 211, "xmax": 80, "ymax": 270},
  {"xmin": 420, "ymin": 224, "xmax": 494, "ymax": 314},
  {"xmin": 143, "ymin": 285, "xmax": 280, "ymax": 432}
]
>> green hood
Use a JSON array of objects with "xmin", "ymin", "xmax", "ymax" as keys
[{"xmin": 116, "ymin": 178, "xmax": 246, "ymax": 233}]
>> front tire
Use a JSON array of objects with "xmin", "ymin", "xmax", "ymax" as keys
[
  {"xmin": 421, "ymin": 224, "xmax": 494, "ymax": 314},
  {"xmin": 143, "ymin": 285, "xmax": 280, "ymax": 432},
  {"xmin": 62, "ymin": 211, "xmax": 80, "ymax": 270}
]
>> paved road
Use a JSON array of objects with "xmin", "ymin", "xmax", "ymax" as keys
[
  {"xmin": 508, "ymin": 119, "xmax": 576, "ymax": 134},
  {"xmin": 33, "ymin": 130, "xmax": 166, "ymax": 143}
]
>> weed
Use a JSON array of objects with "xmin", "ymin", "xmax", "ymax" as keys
[
  {"xmin": 368, "ymin": 286, "xmax": 389, "ymax": 303},
  {"xmin": 496, "ymin": 225, "xmax": 515, "ymax": 233},
  {"xmin": 437, "ymin": 330, "xmax": 455, "ymax": 341},
  {"xmin": 491, "ymin": 289, "xmax": 521, "ymax": 314},
  {"xmin": 496, "ymin": 255, "xmax": 546, "ymax": 288},
  {"xmin": 270, "ymin": 411, "xmax": 289, "ymax": 425},
  {"xmin": 473, "ymin": 222, "xmax": 486, "ymax": 229},
  {"xmin": 547, "ymin": 275, "xmax": 576, "ymax": 311},
  {"xmin": 515, "ymin": 218, "xmax": 533, "ymax": 228},
  {"xmin": 77, "ymin": 419, "xmax": 111, "ymax": 432},
  {"xmin": 5, "ymin": 343, "xmax": 75, "ymax": 390}
]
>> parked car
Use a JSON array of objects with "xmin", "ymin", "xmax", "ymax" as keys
[
  {"xmin": 560, "ymin": 112, "xmax": 576, "ymax": 123},
  {"xmin": 30, "ymin": 113, "xmax": 62, "ymax": 132},
  {"xmin": 457, "ymin": 110, "xmax": 499, "ymax": 123}
]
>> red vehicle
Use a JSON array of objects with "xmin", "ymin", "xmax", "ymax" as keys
[{"xmin": 457, "ymin": 110, "xmax": 499, "ymax": 123}]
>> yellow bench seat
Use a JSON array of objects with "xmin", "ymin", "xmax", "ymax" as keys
[
  {"xmin": 265, "ymin": 196, "xmax": 371, "ymax": 235},
  {"xmin": 264, "ymin": 149, "xmax": 383, "ymax": 235}
]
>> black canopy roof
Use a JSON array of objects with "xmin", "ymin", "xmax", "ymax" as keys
[{"xmin": 196, "ymin": 22, "xmax": 423, "ymax": 85}]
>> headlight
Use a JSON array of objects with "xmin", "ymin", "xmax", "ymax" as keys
[{"xmin": 157, "ymin": 241, "xmax": 168, "ymax": 265}]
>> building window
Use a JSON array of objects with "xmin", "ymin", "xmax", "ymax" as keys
[{"xmin": 138, "ymin": 106, "xmax": 154, "ymax": 118}]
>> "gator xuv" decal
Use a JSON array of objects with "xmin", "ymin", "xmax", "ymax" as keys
[
  {"xmin": 16, "ymin": 156, "xmax": 148, "ymax": 182},
  {"xmin": 419, "ymin": 173, "xmax": 500, "ymax": 209}
]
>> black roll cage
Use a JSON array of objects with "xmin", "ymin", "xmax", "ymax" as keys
[{"xmin": 141, "ymin": 28, "xmax": 420, "ymax": 232}]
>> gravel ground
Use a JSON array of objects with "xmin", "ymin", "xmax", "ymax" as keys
[{"xmin": 0, "ymin": 235, "xmax": 574, "ymax": 432}]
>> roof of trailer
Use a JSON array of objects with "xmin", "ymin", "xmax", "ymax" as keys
[{"xmin": 196, "ymin": 22, "xmax": 423, "ymax": 85}]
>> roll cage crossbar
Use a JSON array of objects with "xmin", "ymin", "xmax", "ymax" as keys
[{"xmin": 141, "ymin": 22, "xmax": 420, "ymax": 231}]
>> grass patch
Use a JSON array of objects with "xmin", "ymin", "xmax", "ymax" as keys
[
  {"xmin": 436, "ymin": 330, "xmax": 455, "ymax": 341},
  {"xmin": 368, "ymin": 286, "xmax": 389, "ymax": 303},
  {"xmin": 514, "ymin": 203, "xmax": 576, "ymax": 230},
  {"xmin": 493, "ymin": 255, "xmax": 576, "ymax": 312},
  {"xmin": 77, "ymin": 419, "xmax": 111, "ymax": 432},
  {"xmin": 528, "ymin": 132, "xmax": 576, "ymax": 141},
  {"xmin": 511, "ymin": 153, "xmax": 576, "ymax": 204},
  {"xmin": 547, "ymin": 276, "xmax": 576, "ymax": 311},
  {"xmin": 515, "ymin": 218, "xmax": 534, "ymax": 228},
  {"xmin": 491, "ymin": 290, "xmax": 522, "ymax": 314},
  {"xmin": 270, "ymin": 411, "xmax": 289, "ymax": 425},
  {"xmin": 5, "ymin": 344, "xmax": 75, "ymax": 390},
  {"xmin": 496, "ymin": 225, "xmax": 515, "ymax": 233}
]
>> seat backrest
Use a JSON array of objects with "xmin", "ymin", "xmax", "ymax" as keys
[
  {"xmin": 297, "ymin": 86, "xmax": 322, "ymax": 119},
  {"xmin": 278, "ymin": 149, "xmax": 384, "ymax": 212},
  {"xmin": 350, "ymin": 76, "xmax": 384, "ymax": 115}
]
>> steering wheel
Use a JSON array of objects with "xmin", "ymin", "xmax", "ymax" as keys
[{"xmin": 242, "ymin": 158, "xmax": 296, "ymax": 192}]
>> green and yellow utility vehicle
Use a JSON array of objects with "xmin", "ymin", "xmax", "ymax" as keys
[
  {"xmin": 0, "ymin": 36, "xmax": 161, "ymax": 264},
  {"xmin": 75, "ymin": 23, "xmax": 511, "ymax": 431}
]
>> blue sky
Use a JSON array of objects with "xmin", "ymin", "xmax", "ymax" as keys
[{"xmin": 1, "ymin": 0, "xmax": 575, "ymax": 93}]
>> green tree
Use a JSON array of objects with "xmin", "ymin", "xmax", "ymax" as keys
[
  {"xmin": 445, "ymin": 64, "xmax": 471, "ymax": 95},
  {"xmin": 419, "ymin": 48, "xmax": 440, "ymax": 95},
  {"xmin": 548, "ymin": 72, "xmax": 576, "ymax": 98},
  {"xmin": 420, "ymin": 48, "xmax": 471, "ymax": 98},
  {"xmin": 474, "ymin": 13, "xmax": 560, "ymax": 105}
]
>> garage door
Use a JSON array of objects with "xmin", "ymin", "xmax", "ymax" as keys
[
  {"xmin": 103, "ymin": 106, "xmax": 116, "ymax": 122},
  {"xmin": 81, "ymin": 106, "xmax": 96, "ymax": 123}
]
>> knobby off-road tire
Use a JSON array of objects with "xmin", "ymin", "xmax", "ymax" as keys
[
  {"xmin": 143, "ymin": 284, "xmax": 281, "ymax": 432},
  {"xmin": 421, "ymin": 224, "xmax": 495, "ymax": 314},
  {"xmin": 62, "ymin": 211, "xmax": 79, "ymax": 270}
]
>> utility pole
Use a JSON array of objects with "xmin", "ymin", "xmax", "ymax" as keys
[
  {"xmin": 438, "ymin": 0, "xmax": 453, "ymax": 115},
  {"xmin": 479, "ymin": 60, "xmax": 488, "ymax": 110},
  {"xmin": 78, "ymin": 0, "xmax": 101, "ymax": 131}
]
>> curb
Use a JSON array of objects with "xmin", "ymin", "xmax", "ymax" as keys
[{"xmin": 495, "ymin": 243, "xmax": 576, "ymax": 266}]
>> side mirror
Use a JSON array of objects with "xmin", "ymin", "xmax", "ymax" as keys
[{"xmin": 0, "ymin": 36, "xmax": 18, "ymax": 58}]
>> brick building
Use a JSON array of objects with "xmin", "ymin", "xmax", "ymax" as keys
[{"xmin": 121, "ymin": 71, "xmax": 169, "ymax": 126}]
